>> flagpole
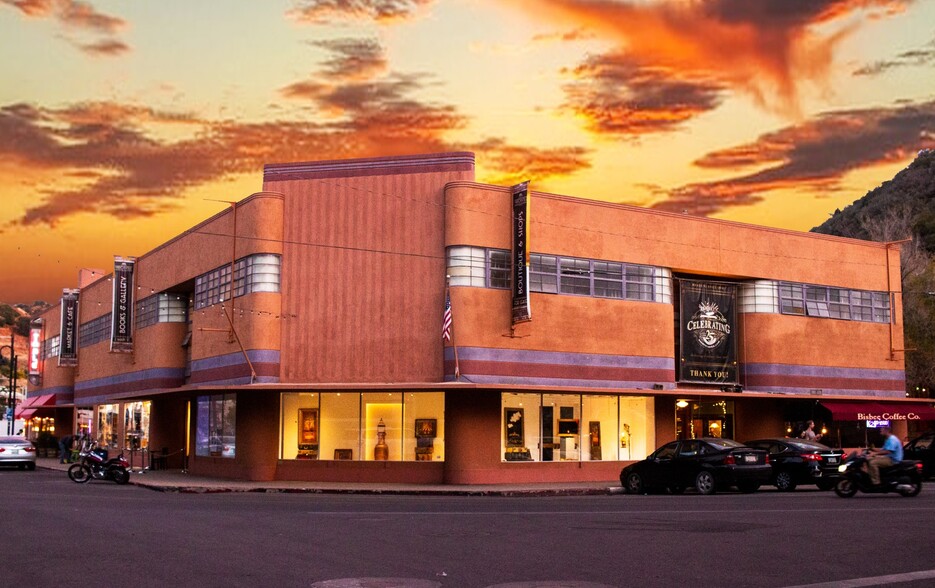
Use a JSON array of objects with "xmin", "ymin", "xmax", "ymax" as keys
[{"xmin": 446, "ymin": 275, "xmax": 461, "ymax": 380}]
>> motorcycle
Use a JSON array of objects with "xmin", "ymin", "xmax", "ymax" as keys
[
  {"xmin": 833, "ymin": 450, "xmax": 923, "ymax": 498},
  {"xmin": 67, "ymin": 440, "xmax": 131, "ymax": 485}
]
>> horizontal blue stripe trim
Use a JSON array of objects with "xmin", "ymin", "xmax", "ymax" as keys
[
  {"xmin": 25, "ymin": 385, "xmax": 74, "ymax": 399},
  {"xmin": 75, "ymin": 367, "xmax": 186, "ymax": 392},
  {"xmin": 444, "ymin": 346, "xmax": 675, "ymax": 370},
  {"xmin": 743, "ymin": 363, "xmax": 904, "ymax": 380},
  {"xmin": 192, "ymin": 375, "xmax": 280, "ymax": 387},
  {"xmin": 444, "ymin": 374, "xmax": 676, "ymax": 390},
  {"xmin": 190, "ymin": 349, "xmax": 280, "ymax": 372},
  {"xmin": 746, "ymin": 386, "xmax": 906, "ymax": 398}
]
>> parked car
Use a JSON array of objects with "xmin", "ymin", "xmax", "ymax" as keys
[
  {"xmin": 903, "ymin": 431, "xmax": 934, "ymax": 480},
  {"xmin": 620, "ymin": 438, "xmax": 771, "ymax": 495},
  {"xmin": 0, "ymin": 436, "xmax": 37, "ymax": 470},
  {"xmin": 744, "ymin": 438, "xmax": 844, "ymax": 491}
]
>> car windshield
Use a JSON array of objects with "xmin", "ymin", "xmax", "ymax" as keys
[
  {"xmin": 786, "ymin": 440, "xmax": 831, "ymax": 451},
  {"xmin": 704, "ymin": 438, "xmax": 744, "ymax": 450}
]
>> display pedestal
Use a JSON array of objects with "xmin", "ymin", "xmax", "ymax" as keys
[{"xmin": 559, "ymin": 436, "xmax": 579, "ymax": 461}]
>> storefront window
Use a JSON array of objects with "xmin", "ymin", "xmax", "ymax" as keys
[
  {"xmin": 676, "ymin": 400, "xmax": 734, "ymax": 441},
  {"xmin": 619, "ymin": 396, "xmax": 655, "ymax": 460},
  {"xmin": 195, "ymin": 394, "xmax": 236, "ymax": 458},
  {"xmin": 98, "ymin": 404, "xmax": 119, "ymax": 448},
  {"xmin": 502, "ymin": 393, "xmax": 541, "ymax": 462},
  {"xmin": 124, "ymin": 401, "xmax": 151, "ymax": 450},
  {"xmin": 502, "ymin": 393, "xmax": 654, "ymax": 462},
  {"xmin": 279, "ymin": 392, "xmax": 445, "ymax": 462}
]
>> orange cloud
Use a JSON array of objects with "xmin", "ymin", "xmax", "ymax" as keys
[
  {"xmin": 308, "ymin": 38, "xmax": 388, "ymax": 81},
  {"xmin": 653, "ymin": 99, "xmax": 935, "ymax": 214},
  {"xmin": 2, "ymin": 0, "xmax": 128, "ymax": 55},
  {"xmin": 563, "ymin": 53, "xmax": 725, "ymax": 136},
  {"xmin": 288, "ymin": 0, "xmax": 433, "ymax": 23},
  {"xmin": 510, "ymin": 0, "xmax": 913, "ymax": 114},
  {"xmin": 464, "ymin": 138, "xmax": 591, "ymax": 185}
]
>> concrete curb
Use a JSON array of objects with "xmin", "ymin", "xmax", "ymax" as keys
[{"xmin": 39, "ymin": 460, "xmax": 623, "ymax": 497}]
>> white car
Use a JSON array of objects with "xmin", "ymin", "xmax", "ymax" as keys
[{"xmin": 0, "ymin": 436, "xmax": 37, "ymax": 470}]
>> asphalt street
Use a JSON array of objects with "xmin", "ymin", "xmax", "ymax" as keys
[{"xmin": 2, "ymin": 468, "xmax": 934, "ymax": 588}]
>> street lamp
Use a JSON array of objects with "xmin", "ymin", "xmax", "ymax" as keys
[{"xmin": 1, "ymin": 332, "xmax": 17, "ymax": 434}]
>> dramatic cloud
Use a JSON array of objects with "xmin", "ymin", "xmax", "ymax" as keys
[
  {"xmin": 288, "ymin": 0, "xmax": 433, "ymax": 23},
  {"xmin": 510, "ymin": 0, "xmax": 912, "ymax": 114},
  {"xmin": 308, "ymin": 38, "xmax": 387, "ymax": 81},
  {"xmin": 562, "ymin": 53, "xmax": 726, "ymax": 136},
  {"xmin": 853, "ymin": 37, "xmax": 935, "ymax": 76},
  {"xmin": 2, "ymin": 0, "xmax": 128, "ymax": 55},
  {"xmin": 652, "ymin": 100, "xmax": 935, "ymax": 215},
  {"xmin": 465, "ymin": 138, "xmax": 592, "ymax": 185}
]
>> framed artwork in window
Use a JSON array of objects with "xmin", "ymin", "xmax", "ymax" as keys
[
  {"xmin": 298, "ymin": 409, "xmax": 318, "ymax": 446},
  {"xmin": 504, "ymin": 407, "xmax": 525, "ymax": 447}
]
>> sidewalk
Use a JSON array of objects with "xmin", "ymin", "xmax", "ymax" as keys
[{"xmin": 37, "ymin": 458, "xmax": 622, "ymax": 496}]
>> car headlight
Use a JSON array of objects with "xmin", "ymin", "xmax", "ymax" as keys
[{"xmin": 837, "ymin": 464, "xmax": 848, "ymax": 473}]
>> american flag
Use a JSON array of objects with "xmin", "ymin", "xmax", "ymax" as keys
[{"xmin": 442, "ymin": 291, "xmax": 452, "ymax": 341}]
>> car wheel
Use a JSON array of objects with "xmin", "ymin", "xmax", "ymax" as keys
[
  {"xmin": 737, "ymin": 481, "xmax": 760, "ymax": 493},
  {"xmin": 816, "ymin": 479, "xmax": 835, "ymax": 491},
  {"xmin": 695, "ymin": 471, "xmax": 716, "ymax": 495},
  {"xmin": 775, "ymin": 471, "xmax": 797, "ymax": 492},
  {"xmin": 834, "ymin": 479, "xmax": 857, "ymax": 498},
  {"xmin": 625, "ymin": 473, "xmax": 645, "ymax": 494}
]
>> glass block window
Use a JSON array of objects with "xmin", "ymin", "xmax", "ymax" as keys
[
  {"xmin": 42, "ymin": 335, "xmax": 61, "ymax": 360},
  {"xmin": 136, "ymin": 293, "xmax": 189, "ymax": 329},
  {"xmin": 79, "ymin": 313, "xmax": 112, "ymax": 348},
  {"xmin": 739, "ymin": 280, "xmax": 780, "ymax": 313},
  {"xmin": 194, "ymin": 254, "xmax": 281, "ymax": 309},
  {"xmin": 446, "ymin": 246, "xmax": 511, "ymax": 288}
]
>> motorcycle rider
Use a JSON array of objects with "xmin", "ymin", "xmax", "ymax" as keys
[{"xmin": 866, "ymin": 425, "xmax": 904, "ymax": 486}]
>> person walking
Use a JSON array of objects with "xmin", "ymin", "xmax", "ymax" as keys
[
  {"xmin": 800, "ymin": 420, "xmax": 821, "ymax": 442},
  {"xmin": 58, "ymin": 433, "xmax": 75, "ymax": 464}
]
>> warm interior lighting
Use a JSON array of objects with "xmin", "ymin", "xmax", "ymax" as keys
[{"xmin": 676, "ymin": 400, "xmax": 689, "ymax": 408}]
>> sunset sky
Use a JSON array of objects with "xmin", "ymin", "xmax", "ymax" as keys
[{"xmin": 2, "ymin": 0, "xmax": 934, "ymax": 303}]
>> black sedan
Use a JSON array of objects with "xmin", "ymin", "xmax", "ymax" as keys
[
  {"xmin": 743, "ymin": 438, "xmax": 844, "ymax": 491},
  {"xmin": 904, "ymin": 431, "xmax": 934, "ymax": 480},
  {"xmin": 620, "ymin": 438, "xmax": 771, "ymax": 495}
]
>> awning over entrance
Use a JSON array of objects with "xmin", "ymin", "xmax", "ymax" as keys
[
  {"xmin": 18, "ymin": 394, "xmax": 56, "ymax": 410},
  {"xmin": 15, "ymin": 408, "xmax": 36, "ymax": 420},
  {"xmin": 820, "ymin": 401, "xmax": 935, "ymax": 421}
]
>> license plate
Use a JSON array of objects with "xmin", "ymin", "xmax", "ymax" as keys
[
  {"xmin": 744, "ymin": 455, "xmax": 757, "ymax": 463},
  {"xmin": 11, "ymin": 449, "xmax": 19, "ymax": 455},
  {"xmin": 827, "ymin": 457, "xmax": 838, "ymax": 464}
]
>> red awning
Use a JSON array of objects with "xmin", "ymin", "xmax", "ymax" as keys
[
  {"xmin": 29, "ymin": 394, "xmax": 56, "ymax": 408},
  {"xmin": 15, "ymin": 408, "xmax": 36, "ymax": 420},
  {"xmin": 821, "ymin": 401, "xmax": 935, "ymax": 421}
]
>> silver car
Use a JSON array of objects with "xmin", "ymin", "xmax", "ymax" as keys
[{"xmin": 0, "ymin": 436, "xmax": 37, "ymax": 470}]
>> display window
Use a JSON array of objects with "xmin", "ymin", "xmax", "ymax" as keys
[
  {"xmin": 501, "ymin": 393, "xmax": 655, "ymax": 462},
  {"xmin": 124, "ymin": 401, "xmax": 151, "ymax": 450},
  {"xmin": 97, "ymin": 404, "xmax": 119, "ymax": 448},
  {"xmin": 279, "ymin": 392, "xmax": 445, "ymax": 462},
  {"xmin": 195, "ymin": 393, "xmax": 236, "ymax": 458}
]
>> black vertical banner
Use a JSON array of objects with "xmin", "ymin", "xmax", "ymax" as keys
[
  {"xmin": 111, "ymin": 257, "xmax": 135, "ymax": 352},
  {"xmin": 679, "ymin": 280, "xmax": 738, "ymax": 384},
  {"xmin": 59, "ymin": 289, "xmax": 79, "ymax": 367},
  {"xmin": 511, "ymin": 181, "xmax": 531, "ymax": 324}
]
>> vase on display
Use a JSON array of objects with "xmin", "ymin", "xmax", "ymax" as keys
[{"xmin": 374, "ymin": 418, "xmax": 389, "ymax": 461}]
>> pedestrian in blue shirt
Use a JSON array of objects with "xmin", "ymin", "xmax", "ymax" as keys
[{"xmin": 866, "ymin": 426, "xmax": 903, "ymax": 486}]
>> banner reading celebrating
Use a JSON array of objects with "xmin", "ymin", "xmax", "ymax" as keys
[
  {"xmin": 678, "ymin": 280, "xmax": 739, "ymax": 384},
  {"xmin": 111, "ymin": 257, "xmax": 136, "ymax": 352}
]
